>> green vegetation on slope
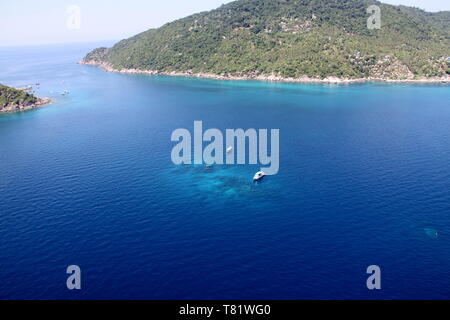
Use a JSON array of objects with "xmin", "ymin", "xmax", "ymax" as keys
[
  {"xmin": 83, "ymin": 0, "xmax": 450, "ymax": 79},
  {"xmin": 397, "ymin": 5, "xmax": 450, "ymax": 32},
  {"xmin": 0, "ymin": 84, "xmax": 38, "ymax": 111}
]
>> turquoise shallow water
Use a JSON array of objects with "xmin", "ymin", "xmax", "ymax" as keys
[{"xmin": 1, "ymin": 43, "xmax": 450, "ymax": 299}]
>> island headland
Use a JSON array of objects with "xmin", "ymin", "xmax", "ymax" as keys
[
  {"xmin": 81, "ymin": 0, "xmax": 450, "ymax": 84},
  {"xmin": 0, "ymin": 84, "xmax": 51, "ymax": 113}
]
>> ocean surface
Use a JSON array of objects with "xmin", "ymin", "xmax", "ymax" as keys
[{"xmin": 1, "ymin": 42, "xmax": 450, "ymax": 300}]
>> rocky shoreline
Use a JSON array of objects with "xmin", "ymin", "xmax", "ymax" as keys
[
  {"xmin": 0, "ymin": 97, "xmax": 52, "ymax": 114},
  {"xmin": 80, "ymin": 60, "xmax": 450, "ymax": 84},
  {"xmin": 0, "ymin": 84, "xmax": 52, "ymax": 114}
]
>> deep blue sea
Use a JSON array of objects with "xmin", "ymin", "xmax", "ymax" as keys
[{"xmin": 1, "ymin": 42, "xmax": 450, "ymax": 300}]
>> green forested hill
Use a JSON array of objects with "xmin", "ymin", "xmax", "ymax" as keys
[
  {"xmin": 83, "ymin": 0, "xmax": 450, "ymax": 80},
  {"xmin": 397, "ymin": 6, "xmax": 450, "ymax": 32}
]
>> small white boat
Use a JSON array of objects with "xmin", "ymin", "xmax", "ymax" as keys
[
  {"xmin": 226, "ymin": 146, "xmax": 233, "ymax": 153},
  {"xmin": 253, "ymin": 171, "xmax": 266, "ymax": 181},
  {"xmin": 61, "ymin": 90, "xmax": 70, "ymax": 95}
]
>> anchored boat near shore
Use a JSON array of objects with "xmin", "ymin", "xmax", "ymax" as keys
[{"xmin": 253, "ymin": 171, "xmax": 266, "ymax": 181}]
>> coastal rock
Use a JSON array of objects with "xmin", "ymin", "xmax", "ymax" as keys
[
  {"xmin": 0, "ymin": 84, "xmax": 51, "ymax": 113},
  {"xmin": 79, "ymin": 60, "xmax": 450, "ymax": 84}
]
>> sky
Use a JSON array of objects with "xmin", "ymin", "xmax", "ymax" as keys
[{"xmin": 0, "ymin": 0, "xmax": 449, "ymax": 46}]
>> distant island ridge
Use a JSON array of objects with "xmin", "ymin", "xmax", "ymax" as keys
[{"xmin": 81, "ymin": 0, "xmax": 450, "ymax": 83}]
